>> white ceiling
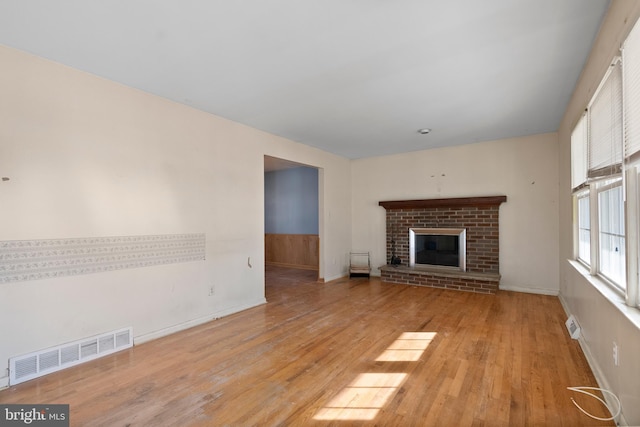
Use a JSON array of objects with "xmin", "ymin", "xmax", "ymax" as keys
[{"xmin": 0, "ymin": 1, "xmax": 609, "ymax": 159}]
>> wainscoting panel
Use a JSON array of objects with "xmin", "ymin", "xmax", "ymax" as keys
[
  {"xmin": 265, "ymin": 234, "xmax": 319, "ymax": 271},
  {"xmin": 0, "ymin": 233, "xmax": 206, "ymax": 284}
]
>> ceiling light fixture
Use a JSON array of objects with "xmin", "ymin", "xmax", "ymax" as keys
[{"xmin": 417, "ymin": 128, "xmax": 431, "ymax": 135}]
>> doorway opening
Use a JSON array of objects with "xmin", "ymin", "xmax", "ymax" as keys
[{"xmin": 264, "ymin": 156, "xmax": 322, "ymax": 291}]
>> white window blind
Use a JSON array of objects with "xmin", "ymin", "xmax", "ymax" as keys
[
  {"xmin": 571, "ymin": 113, "xmax": 588, "ymax": 190},
  {"xmin": 588, "ymin": 60, "xmax": 623, "ymax": 178},
  {"xmin": 623, "ymin": 19, "xmax": 640, "ymax": 159}
]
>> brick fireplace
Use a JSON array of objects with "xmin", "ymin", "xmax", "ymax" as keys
[{"xmin": 379, "ymin": 196, "xmax": 507, "ymax": 294}]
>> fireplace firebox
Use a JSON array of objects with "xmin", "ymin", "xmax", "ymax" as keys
[{"xmin": 409, "ymin": 228, "xmax": 466, "ymax": 271}]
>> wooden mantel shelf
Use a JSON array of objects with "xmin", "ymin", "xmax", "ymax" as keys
[{"xmin": 378, "ymin": 196, "xmax": 507, "ymax": 210}]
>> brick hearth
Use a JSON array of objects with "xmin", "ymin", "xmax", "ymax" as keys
[{"xmin": 379, "ymin": 196, "xmax": 506, "ymax": 294}]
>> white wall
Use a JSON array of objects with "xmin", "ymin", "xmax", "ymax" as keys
[
  {"xmin": 351, "ymin": 133, "xmax": 560, "ymax": 294},
  {"xmin": 0, "ymin": 45, "xmax": 351, "ymax": 387},
  {"xmin": 558, "ymin": 1, "xmax": 640, "ymax": 425}
]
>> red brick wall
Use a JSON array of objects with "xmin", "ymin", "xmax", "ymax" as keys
[
  {"xmin": 386, "ymin": 205, "xmax": 501, "ymax": 274},
  {"xmin": 381, "ymin": 268, "xmax": 498, "ymax": 294}
]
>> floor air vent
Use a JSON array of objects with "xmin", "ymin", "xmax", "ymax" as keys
[
  {"xmin": 565, "ymin": 315, "xmax": 581, "ymax": 339},
  {"xmin": 9, "ymin": 327, "xmax": 133, "ymax": 385}
]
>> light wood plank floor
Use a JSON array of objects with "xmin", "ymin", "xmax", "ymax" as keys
[{"xmin": 0, "ymin": 266, "xmax": 613, "ymax": 426}]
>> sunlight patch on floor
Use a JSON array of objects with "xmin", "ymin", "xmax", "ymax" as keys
[
  {"xmin": 376, "ymin": 331, "xmax": 437, "ymax": 362},
  {"xmin": 313, "ymin": 373, "xmax": 408, "ymax": 421},
  {"xmin": 314, "ymin": 331, "xmax": 437, "ymax": 421}
]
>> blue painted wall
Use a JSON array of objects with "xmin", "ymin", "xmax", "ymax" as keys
[{"xmin": 265, "ymin": 167, "xmax": 319, "ymax": 234}]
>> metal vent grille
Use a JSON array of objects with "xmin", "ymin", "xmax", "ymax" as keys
[
  {"xmin": 80, "ymin": 340, "xmax": 98, "ymax": 358},
  {"xmin": 99, "ymin": 335, "xmax": 115, "ymax": 352},
  {"xmin": 39, "ymin": 350, "xmax": 59, "ymax": 371},
  {"xmin": 15, "ymin": 356, "xmax": 37, "ymax": 380},
  {"xmin": 60, "ymin": 345, "xmax": 79, "ymax": 364},
  {"xmin": 115, "ymin": 330, "xmax": 130, "ymax": 348},
  {"xmin": 565, "ymin": 315, "xmax": 581, "ymax": 339},
  {"xmin": 9, "ymin": 327, "xmax": 133, "ymax": 385}
]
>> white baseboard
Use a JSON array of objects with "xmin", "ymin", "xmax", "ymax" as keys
[
  {"xmin": 499, "ymin": 284, "xmax": 559, "ymax": 296},
  {"xmin": 575, "ymin": 334, "xmax": 626, "ymax": 426},
  {"xmin": 324, "ymin": 273, "xmax": 348, "ymax": 282},
  {"xmin": 558, "ymin": 294, "xmax": 571, "ymax": 314},
  {"xmin": 134, "ymin": 298, "xmax": 267, "ymax": 345},
  {"xmin": 558, "ymin": 295, "xmax": 627, "ymax": 426},
  {"xmin": 0, "ymin": 375, "xmax": 9, "ymax": 390}
]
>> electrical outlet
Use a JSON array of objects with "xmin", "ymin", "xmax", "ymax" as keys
[
  {"xmin": 208, "ymin": 286, "xmax": 215, "ymax": 296},
  {"xmin": 613, "ymin": 341, "xmax": 619, "ymax": 366}
]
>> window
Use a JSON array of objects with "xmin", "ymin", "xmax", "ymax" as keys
[
  {"xmin": 571, "ymin": 114, "xmax": 588, "ymax": 189},
  {"xmin": 571, "ymin": 16, "xmax": 640, "ymax": 305},
  {"xmin": 571, "ymin": 61, "xmax": 625, "ymax": 290},
  {"xmin": 597, "ymin": 180, "xmax": 625, "ymax": 289},
  {"xmin": 576, "ymin": 191, "xmax": 590, "ymax": 265},
  {"xmin": 622, "ymin": 15, "xmax": 640, "ymax": 307},
  {"xmin": 572, "ymin": 178, "xmax": 625, "ymax": 290},
  {"xmin": 588, "ymin": 60, "xmax": 622, "ymax": 179}
]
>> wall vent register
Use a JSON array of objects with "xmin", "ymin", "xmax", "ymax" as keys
[{"xmin": 9, "ymin": 327, "xmax": 133, "ymax": 385}]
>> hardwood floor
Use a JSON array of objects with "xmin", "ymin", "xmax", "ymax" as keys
[{"xmin": 0, "ymin": 266, "xmax": 613, "ymax": 426}]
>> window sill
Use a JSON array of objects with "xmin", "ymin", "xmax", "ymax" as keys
[{"xmin": 568, "ymin": 260, "xmax": 640, "ymax": 332}]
